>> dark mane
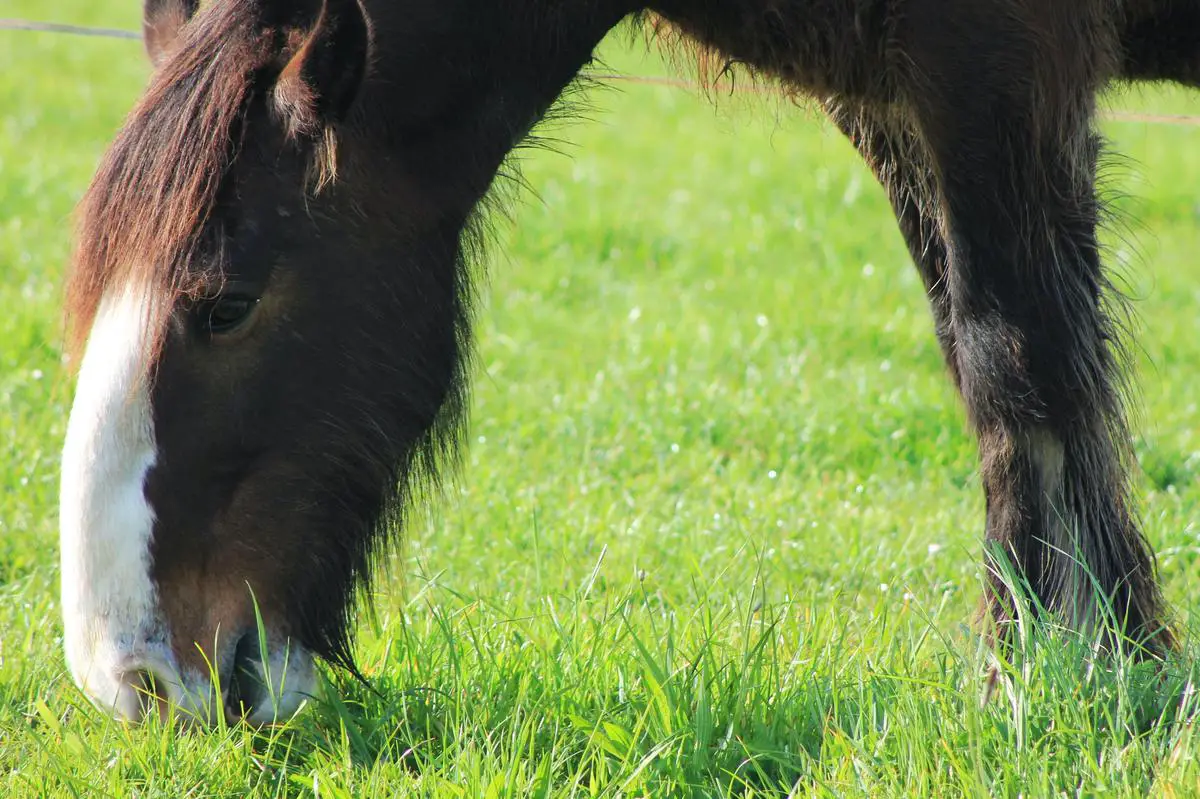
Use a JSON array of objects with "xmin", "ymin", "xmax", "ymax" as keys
[{"xmin": 67, "ymin": 1, "xmax": 276, "ymax": 362}]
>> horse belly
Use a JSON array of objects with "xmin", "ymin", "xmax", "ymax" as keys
[{"xmin": 652, "ymin": 0, "xmax": 894, "ymax": 100}]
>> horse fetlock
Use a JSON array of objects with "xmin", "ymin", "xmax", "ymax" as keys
[{"xmin": 979, "ymin": 423, "xmax": 1169, "ymax": 654}]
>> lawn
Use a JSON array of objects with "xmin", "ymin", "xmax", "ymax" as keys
[{"xmin": 4, "ymin": 2, "xmax": 1200, "ymax": 796}]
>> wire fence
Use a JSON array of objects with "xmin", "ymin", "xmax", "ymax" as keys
[
  {"xmin": 4, "ymin": 16, "xmax": 1200, "ymax": 128},
  {"xmin": 0, "ymin": 18, "xmax": 140, "ymax": 40}
]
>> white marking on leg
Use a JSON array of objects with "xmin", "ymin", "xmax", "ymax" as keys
[
  {"xmin": 1028, "ymin": 429, "xmax": 1092, "ymax": 627},
  {"xmin": 59, "ymin": 287, "xmax": 169, "ymax": 720}
]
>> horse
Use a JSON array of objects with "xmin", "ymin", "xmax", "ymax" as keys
[{"xmin": 59, "ymin": 0, "xmax": 1200, "ymax": 725}]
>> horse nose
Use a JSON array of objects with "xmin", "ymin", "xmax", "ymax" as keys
[
  {"xmin": 112, "ymin": 668, "xmax": 171, "ymax": 723},
  {"xmin": 221, "ymin": 632, "xmax": 315, "ymax": 725},
  {"xmin": 224, "ymin": 632, "xmax": 269, "ymax": 721},
  {"xmin": 71, "ymin": 635, "xmax": 312, "ymax": 726},
  {"xmin": 107, "ymin": 640, "xmax": 261, "ymax": 724},
  {"xmin": 71, "ymin": 648, "xmax": 221, "ymax": 725},
  {"xmin": 97, "ymin": 655, "xmax": 216, "ymax": 724}
]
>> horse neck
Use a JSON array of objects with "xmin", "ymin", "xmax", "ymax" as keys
[{"xmin": 357, "ymin": 1, "xmax": 641, "ymax": 162}]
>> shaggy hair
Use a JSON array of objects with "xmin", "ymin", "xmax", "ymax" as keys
[{"xmin": 67, "ymin": 0, "xmax": 337, "ymax": 365}]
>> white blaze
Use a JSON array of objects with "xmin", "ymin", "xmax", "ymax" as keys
[{"xmin": 59, "ymin": 287, "xmax": 169, "ymax": 720}]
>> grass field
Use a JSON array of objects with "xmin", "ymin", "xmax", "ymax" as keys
[{"xmin": 5, "ymin": 2, "xmax": 1200, "ymax": 796}]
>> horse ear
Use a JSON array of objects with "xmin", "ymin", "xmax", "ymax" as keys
[
  {"xmin": 273, "ymin": 0, "xmax": 370, "ymax": 135},
  {"xmin": 143, "ymin": 0, "xmax": 200, "ymax": 66}
]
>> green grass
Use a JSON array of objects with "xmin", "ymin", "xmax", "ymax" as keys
[{"xmin": 4, "ymin": 2, "xmax": 1200, "ymax": 796}]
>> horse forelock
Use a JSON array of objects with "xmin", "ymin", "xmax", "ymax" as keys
[{"xmin": 67, "ymin": 1, "xmax": 280, "ymax": 368}]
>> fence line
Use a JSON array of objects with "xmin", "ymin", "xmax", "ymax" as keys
[
  {"xmin": 0, "ymin": 18, "xmax": 140, "ymax": 40},
  {"xmin": 5, "ymin": 17, "xmax": 1200, "ymax": 128}
]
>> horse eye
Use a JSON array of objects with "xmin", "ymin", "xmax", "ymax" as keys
[{"xmin": 198, "ymin": 295, "xmax": 260, "ymax": 336}]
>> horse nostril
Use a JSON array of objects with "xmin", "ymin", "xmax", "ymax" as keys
[
  {"xmin": 119, "ymin": 669, "xmax": 167, "ymax": 722},
  {"xmin": 225, "ymin": 633, "xmax": 267, "ymax": 720}
]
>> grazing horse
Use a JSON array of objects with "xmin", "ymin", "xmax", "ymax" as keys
[{"xmin": 61, "ymin": 0, "xmax": 1199, "ymax": 724}]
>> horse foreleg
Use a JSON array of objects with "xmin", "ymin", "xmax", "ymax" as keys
[{"xmin": 895, "ymin": 9, "xmax": 1172, "ymax": 654}]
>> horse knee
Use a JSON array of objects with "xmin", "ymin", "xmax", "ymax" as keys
[{"xmin": 951, "ymin": 311, "xmax": 1049, "ymax": 429}]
